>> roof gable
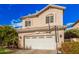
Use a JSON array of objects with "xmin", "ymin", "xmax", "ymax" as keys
[{"xmin": 21, "ymin": 4, "xmax": 65, "ymax": 20}]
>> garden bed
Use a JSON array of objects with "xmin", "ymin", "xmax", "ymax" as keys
[{"xmin": 59, "ymin": 42, "xmax": 79, "ymax": 54}]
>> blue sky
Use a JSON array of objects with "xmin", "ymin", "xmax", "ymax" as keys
[{"xmin": 0, "ymin": 4, "xmax": 79, "ymax": 27}]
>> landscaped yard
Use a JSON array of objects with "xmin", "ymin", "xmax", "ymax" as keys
[
  {"xmin": 0, "ymin": 26, "xmax": 18, "ymax": 54},
  {"xmin": 0, "ymin": 48, "xmax": 15, "ymax": 54},
  {"xmin": 59, "ymin": 42, "xmax": 79, "ymax": 54}
]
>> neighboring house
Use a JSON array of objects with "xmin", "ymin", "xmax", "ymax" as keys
[
  {"xmin": 72, "ymin": 20, "xmax": 79, "ymax": 29},
  {"xmin": 17, "ymin": 4, "xmax": 65, "ymax": 50},
  {"xmin": 70, "ymin": 20, "xmax": 79, "ymax": 42}
]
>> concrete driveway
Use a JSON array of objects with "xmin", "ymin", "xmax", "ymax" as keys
[{"xmin": 13, "ymin": 49, "xmax": 57, "ymax": 54}]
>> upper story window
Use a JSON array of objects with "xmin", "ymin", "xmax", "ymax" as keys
[
  {"xmin": 25, "ymin": 21, "xmax": 31, "ymax": 27},
  {"xmin": 46, "ymin": 15, "xmax": 54, "ymax": 24}
]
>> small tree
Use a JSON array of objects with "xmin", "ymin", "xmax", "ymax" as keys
[{"xmin": 0, "ymin": 26, "xmax": 18, "ymax": 48}]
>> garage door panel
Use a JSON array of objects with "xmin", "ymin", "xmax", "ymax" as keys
[{"xmin": 25, "ymin": 36, "xmax": 56, "ymax": 50}]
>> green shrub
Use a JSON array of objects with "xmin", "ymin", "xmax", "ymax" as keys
[
  {"xmin": 64, "ymin": 29, "xmax": 79, "ymax": 39},
  {"xmin": 60, "ymin": 42, "xmax": 79, "ymax": 54},
  {"xmin": 0, "ymin": 48, "xmax": 14, "ymax": 54}
]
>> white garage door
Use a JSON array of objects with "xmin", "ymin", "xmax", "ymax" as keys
[{"xmin": 25, "ymin": 35, "xmax": 56, "ymax": 50}]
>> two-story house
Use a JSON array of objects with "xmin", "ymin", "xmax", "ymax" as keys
[{"xmin": 17, "ymin": 4, "xmax": 65, "ymax": 50}]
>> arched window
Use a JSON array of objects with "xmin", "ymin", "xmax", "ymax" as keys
[{"xmin": 46, "ymin": 14, "xmax": 54, "ymax": 24}]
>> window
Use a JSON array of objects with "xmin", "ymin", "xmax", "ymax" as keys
[
  {"xmin": 25, "ymin": 21, "xmax": 31, "ymax": 26},
  {"xmin": 46, "ymin": 16, "xmax": 54, "ymax": 23},
  {"xmin": 46, "ymin": 36, "xmax": 52, "ymax": 38},
  {"xmin": 50, "ymin": 16, "xmax": 54, "ymax": 22},
  {"xmin": 32, "ymin": 36, "xmax": 37, "ymax": 39},
  {"xmin": 26, "ymin": 37, "xmax": 30, "ymax": 39},
  {"xmin": 39, "ymin": 36, "xmax": 44, "ymax": 38},
  {"xmin": 46, "ymin": 16, "xmax": 49, "ymax": 23}
]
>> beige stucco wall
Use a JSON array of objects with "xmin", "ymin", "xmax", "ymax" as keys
[
  {"xmin": 18, "ymin": 34, "xmax": 24, "ymax": 48},
  {"xmin": 58, "ymin": 30, "xmax": 64, "ymax": 47},
  {"xmin": 22, "ymin": 7, "xmax": 63, "ymax": 28}
]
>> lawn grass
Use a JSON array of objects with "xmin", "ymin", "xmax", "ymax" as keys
[{"xmin": 0, "ymin": 48, "xmax": 14, "ymax": 54}]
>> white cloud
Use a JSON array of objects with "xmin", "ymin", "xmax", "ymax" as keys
[
  {"xmin": 11, "ymin": 19, "xmax": 17, "ymax": 24},
  {"xmin": 11, "ymin": 19, "xmax": 22, "ymax": 28},
  {"xmin": 13, "ymin": 23, "xmax": 22, "ymax": 27},
  {"xmin": 66, "ymin": 27, "xmax": 73, "ymax": 30},
  {"xmin": 66, "ymin": 22, "xmax": 74, "ymax": 27}
]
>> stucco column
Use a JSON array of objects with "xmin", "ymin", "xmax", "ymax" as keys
[{"xmin": 18, "ymin": 34, "xmax": 24, "ymax": 49}]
